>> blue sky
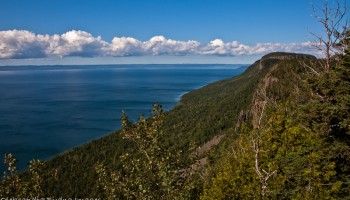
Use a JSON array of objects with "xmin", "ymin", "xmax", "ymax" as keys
[{"xmin": 0, "ymin": 0, "xmax": 325, "ymax": 65}]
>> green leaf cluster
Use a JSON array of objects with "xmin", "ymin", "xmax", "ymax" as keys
[
  {"xmin": 96, "ymin": 104, "xmax": 184, "ymax": 199},
  {"xmin": 0, "ymin": 153, "xmax": 44, "ymax": 198}
]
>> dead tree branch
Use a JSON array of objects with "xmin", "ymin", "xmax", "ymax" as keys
[{"xmin": 311, "ymin": 0, "xmax": 350, "ymax": 71}]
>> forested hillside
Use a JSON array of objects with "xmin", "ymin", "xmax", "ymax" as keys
[
  {"xmin": 201, "ymin": 50, "xmax": 350, "ymax": 199},
  {"xmin": 0, "ymin": 52, "xmax": 272, "ymax": 197},
  {"xmin": 1, "ymin": 47, "xmax": 349, "ymax": 199}
]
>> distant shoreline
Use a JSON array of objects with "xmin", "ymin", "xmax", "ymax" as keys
[{"xmin": 0, "ymin": 63, "xmax": 249, "ymax": 68}]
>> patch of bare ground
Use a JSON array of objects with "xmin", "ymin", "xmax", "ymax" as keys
[
  {"xmin": 196, "ymin": 134, "xmax": 225, "ymax": 156},
  {"xmin": 181, "ymin": 134, "xmax": 224, "ymax": 178}
]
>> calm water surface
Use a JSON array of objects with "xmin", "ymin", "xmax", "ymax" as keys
[{"xmin": 0, "ymin": 64, "xmax": 246, "ymax": 169}]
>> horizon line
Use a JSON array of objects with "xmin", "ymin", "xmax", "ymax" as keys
[{"xmin": 0, "ymin": 63, "xmax": 251, "ymax": 67}]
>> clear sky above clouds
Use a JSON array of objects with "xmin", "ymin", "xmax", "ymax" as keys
[{"xmin": 0, "ymin": 0, "xmax": 325, "ymax": 65}]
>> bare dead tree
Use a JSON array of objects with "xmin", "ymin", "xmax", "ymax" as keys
[
  {"xmin": 252, "ymin": 134, "xmax": 277, "ymax": 197},
  {"xmin": 251, "ymin": 99, "xmax": 277, "ymax": 198},
  {"xmin": 299, "ymin": 60, "xmax": 321, "ymax": 76},
  {"xmin": 311, "ymin": 0, "xmax": 349, "ymax": 71}
]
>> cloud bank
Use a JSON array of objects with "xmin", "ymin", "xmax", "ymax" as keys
[{"xmin": 0, "ymin": 30, "xmax": 317, "ymax": 59}]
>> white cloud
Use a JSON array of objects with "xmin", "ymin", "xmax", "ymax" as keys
[
  {"xmin": 48, "ymin": 30, "xmax": 108, "ymax": 57},
  {"xmin": 0, "ymin": 30, "xmax": 108, "ymax": 58},
  {"xmin": 0, "ymin": 29, "xmax": 318, "ymax": 59},
  {"xmin": 200, "ymin": 39, "xmax": 251, "ymax": 55},
  {"xmin": 107, "ymin": 36, "xmax": 143, "ymax": 56},
  {"xmin": 0, "ymin": 30, "xmax": 49, "ymax": 59},
  {"xmin": 142, "ymin": 36, "xmax": 200, "ymax": 56}
]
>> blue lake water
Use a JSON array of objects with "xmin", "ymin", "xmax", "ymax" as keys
[{"xmin": 0, "ymin": 64, "xmax": 246, "ymax": 169}]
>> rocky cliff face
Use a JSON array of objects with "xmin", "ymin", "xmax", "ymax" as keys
[{"xmin": 258, "ymin": 52, "xmax": 316, "ymax": 70}]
